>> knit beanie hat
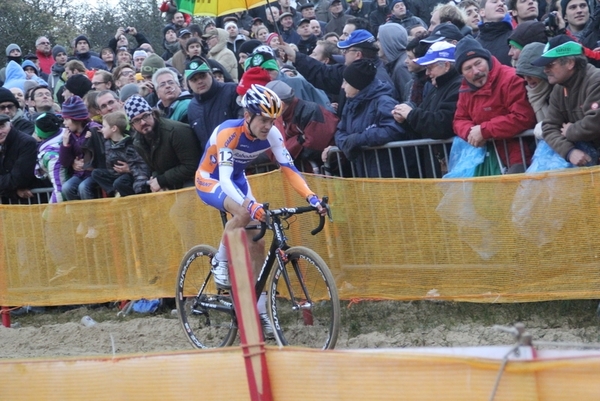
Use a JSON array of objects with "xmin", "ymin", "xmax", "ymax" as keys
[
  {"xmin": 119, "ymin": 83, "xmax": 140, "ymax": 102},
  {"xmin": 124, "ymin": 95, "xmax": 153, "ymax": 121},
  {"xmin": 266, "ymin": 33, "xmax": 279, "ymax": 46},
  {"xmin": 561, "ymin": 0, "xmax": 589, "ymax": 17},
  {"xmin": 507, "ymin": 21, "xmax": 548, "ymax": 49},
  {"xmin": 237, "ymin": 39, "xmax": 262, "ymax": 56},
  {"xmin": 515, "ymin": 42, "xmax": 548, "ymax": 81},
  {"xmin": 35, "ymin": 112, "xmax": 63, "ymax": 139},
  {"xmin": 61, "ymin": 95, "xmax": 89, "ymax": 120},
  {"xmin": 5, "ymin": 43, "xmax": 21, "ymax": 56},
  {"xmin": 65, "ymin": 74, "xmax": 93, "ymax": 98},
  {"xmin": 343, "ymin": 59, "xmax": 377, "ymax": 90},
  {"xmin": 0, "ymin": 87, "xmax": 19, "ymax": 109},
  {"xmin": 52, "ymin": 45, "xmax": 67, "ymax": 59},
  {"xmin": 390, "ymin": 0, "xmax": 404, "ymax": 9},
  {"xmin": 237, "ymin": 67, "xmax": 272, "ymax": 96},
  {"xmin": 141, "ymin": 54, "xmax": 166, "ymax": 79},
  {"xmin": 133, "ymin": 50, "xmax": 148, "ymax": 60},
  {"xmin": 266, "ymin": 80, "xmax": 295, "ymax": 103},
  {"xmin": 74, "ymin": 35, "xmax": 90, "ymax": 47},
  {"xmin": 22, "ymin": 60, "xmax": 39, "ymax": 75},
  {"xmin": 454, "ymin": 36, "xmax": 492, "ymax": 73},
  {"xmin": 244, "ymin": 51, "xmax": 280, "ymax": 72}
]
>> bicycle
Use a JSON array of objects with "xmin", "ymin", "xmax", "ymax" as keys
[{"xmin": 175, "ymin": 197, "xmax": 340, "ymax": 350}]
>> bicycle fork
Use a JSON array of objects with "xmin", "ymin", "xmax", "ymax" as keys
[{"xmin": 276, "ymin": 249, "xmax": 315, "ymax": 326}]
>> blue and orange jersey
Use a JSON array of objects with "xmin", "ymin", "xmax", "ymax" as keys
[{"xmin": 196, "ymin": 118, "xmax": 315, "ymax": 205}]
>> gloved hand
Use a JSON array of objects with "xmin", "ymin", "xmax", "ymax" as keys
[
  {"xmin": 247, "ymin": 200, "xmax": 266, "ymax": 221},
  {"xmin": 307, "ymin": 195, "xmax": 327, "ymax": 216}
]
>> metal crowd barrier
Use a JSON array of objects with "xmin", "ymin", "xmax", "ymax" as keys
[{"xmin": 324, "ymin": 130, "xmax": 536, "ymax": 179}]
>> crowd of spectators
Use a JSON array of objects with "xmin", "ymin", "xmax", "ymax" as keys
[{"xmin": 1, "ymin": 0, "xmax": 600, "ymax": 206}]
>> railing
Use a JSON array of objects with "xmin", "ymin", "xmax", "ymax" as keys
[{"xmin": 323, "ymin": 130, "xmax": 536, "ymax": 179}]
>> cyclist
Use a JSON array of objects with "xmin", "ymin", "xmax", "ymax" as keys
[{"xmin": 195, "ymin": 84, "xmax": 326, "ymax": 337}]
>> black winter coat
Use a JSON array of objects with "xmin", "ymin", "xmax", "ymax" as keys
[{"xmin": 0, "ymin": 126, "xmax": 38, "ymax": 198}]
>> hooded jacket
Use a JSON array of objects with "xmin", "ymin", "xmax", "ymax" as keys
[
  {"xmin": 0, "ymin": 125, "xmax": 38, "ymax": 199},
  {"xmin": 476, "ymin": 14, "xmax": 513, "ymax": 67},
  {"xmin": 208, "ymin": 28, "xmax": 238, "ymax": 82},
  {"xmin": 386, "ymin": 11, "xmax": 426, "ymax": 31},
  {"xmin": 453, "ymin": 56, "xmax": 536, "ymax": 167},
  {"xmin": 335, "ymin": 79, "xmax": 416, "ymax": 177},
  {"xmin": 157, "ymin": 90, "xmax": 193, "ymax": 123},
  {"xmin": 378, "ymin": 23, "xmax": 412, "ymax": 101},
  {"xmin": 75, "ymin": 51, "xmax": 108, "ymax": 71},
  {"xmin": 542, "ymin": 63, "xmax": 600, "ymax": 160}
]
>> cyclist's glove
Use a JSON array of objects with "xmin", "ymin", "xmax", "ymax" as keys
[
  {"xmin": 307, "ymin": 195, "xmax": 321, "ymax": 208},
  {"xmin": 247, "ymin": 200, "xmax": 265, "ymax": 221}
]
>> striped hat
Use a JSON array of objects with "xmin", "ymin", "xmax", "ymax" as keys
[{"xmin": 61, "ymin": 96, "xmax": 89, "ymax": 121}]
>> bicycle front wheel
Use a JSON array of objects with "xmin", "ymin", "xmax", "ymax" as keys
[
  {"xmin": 175, "ymin": 245, "xmax": 237, "ymax": 349},
  {"xmin": 267, "ymin": 246, "xmax": 340, "ymax": 350}
]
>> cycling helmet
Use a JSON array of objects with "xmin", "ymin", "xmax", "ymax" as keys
[{"xmin": 242, "ymin": 84, "xmax": 283, "ymax": 119}]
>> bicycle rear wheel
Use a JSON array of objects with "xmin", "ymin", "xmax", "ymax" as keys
[
  {"xmin": 267, "ymin": 246, "xmax": 340, "ymax": 350},
  {"xmin": 175, "ymin": 245, "xmax": 237, "ymax": 348}
]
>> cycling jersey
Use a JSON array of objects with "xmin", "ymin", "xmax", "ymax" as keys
[{"xmin": 195, "ymin": 118, "xmax": 314, "ymax": 208}]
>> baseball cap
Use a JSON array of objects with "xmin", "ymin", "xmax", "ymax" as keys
[
  {"xmin": 298, "ymin": 18, "xmax": 312, "ymax": 26},
  {"xmin": 414, "ymin": 41, "xmax": 456, "ymax": 66},
  {"xmin": 531, "ymin": 35, "xmax": 582, "ymax": 66},
  {"xmin": 185, "ymin": 57, "xmax": 211, "ymax": 80},
  {"xmin": 178, "ymin": 29, "xmax": 192, "ymax": 38},
  {"xmin": 0, "ymin": 114, "xmax": 10, "ymax": 124},
  {"xmin": 337, "ymin": 29, "xmax": 377, "ymax": 50},
  {"xmin": 329, "ymin": 0, "xmax": 342, "ymax": 6},
  {"xmin": 252, "ymin": 17, "xmax": 264, "ymax": 24},
  {"xmin": 421, "ymin": 23, "xmax": 464, "ymax": 44}
]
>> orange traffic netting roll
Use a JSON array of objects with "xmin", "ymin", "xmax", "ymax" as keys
[{"xmin": 2, "ymin": 168, "xmax": 600, "ymax": 306}]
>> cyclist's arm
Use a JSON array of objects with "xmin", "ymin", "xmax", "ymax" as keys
[{"xmin": 268, "ymin": 128, "xmax": 315, "ymax": 199}]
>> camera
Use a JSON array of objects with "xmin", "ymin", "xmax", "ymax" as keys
[
  {"xmin": 544, "ymin": 11, "xmax": 558, "ymax": 30},
  {"xmin": 125, "ymin": 28, "xmax": 132, "ymax": 34}
]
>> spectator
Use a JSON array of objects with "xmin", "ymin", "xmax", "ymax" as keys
[
  {"xmin": 21, "ymin": 60, "xmax": 47, "ymax": 83},
  {"xmin": 153, "ymin": 68, "xmax": 192, "ymax": 123},
  {"xmin": 508, "ymin": 0, "xmax": 539, "ymax": 24},
  {"xmin": 133, "ymin": 50, "xmax": 148, "ymax": 72},
  {"xmin": 170, "ymin": 28, "xmax": 193, "ymax": 74},
  {"xmin": 100, "ymin": 47, "xmax": 116, "ymax": 72},
  {"xmin": 280, "ymin": 12, "xmax": 302, "ymax": 45},
  {"xmin": 204, "ymin": 28, "xmax": 239, "ymax": 82},
  {"xmin": 297, "ymin": 18, "xmax": 319, "ymax": 55},
  {"xmin": 340, "ymin": 16, "xmax": 371, "ymax": 41},
  {"xmin": 34, "ymin": 36, "xmax": 54, "ymax": 75},
  {"xmin": 266, "ymin": 80, "xmax": 338, "ymax": 172},
  {"xmin": 346, "ymin": 0, "xmax": 369, "ymax": 18},
  {"xmin": 96, "ymin": 90, "xmax": 125, "ymax": 116},
  {"xmin": 171, "ymin": 11, "xmax": 189, "ymax": 30},
  {"xmin": 393, "ymin": 41, "xmax": 462, "ymax": 177},
  {"xmin": 139, "ymin": 43, "xmax": 155, "ymax": 56},
  {"xmin": 91, "ymin": 110, "xmax": 150, "ymax": 197},
  {"xmin": 562, "ymin": 0, "xmax": 593, "ymax": 45},
  {"xmin": 515, "ymin": 42, "xmax": 552, "ymax": 140},
  {"xmin": 423, "ymin": 22, "xmax": 464, "ymax": 46},
  {"xmin": 29, "ymin": 85, "xmax": 55, "ymax": 119},
  {"xmin": 387, "ymin": 0, "xmax": 427, "ymax": 32},
  {"xmin": 334, "ymin": 59, "xmax": 414, "ymax": 177},
  {"xmin": 62, "ymin": 74, "xmax": 93, "ymax": 102},
  {"xmin": 33, "ymin": 112, "xmax": 67, "ymax": 203},
  {"xmin": 225, "ymin": 21, "xmax": 247, "ymax": 55},
  {"xmin": 186, "ymin": 57, "xmax": 242, "ymax": 150},
  {"xmin": 113, "ymin": 64, "xmax": 136, "ymax": 91},
  {"xmin": 91, "ymin": 70, "xmax": 115, "ymax": 92},
  {"xmin": 73, "ymin": 35, "xmax": 108, "ymax": 70},
  {"xmin": 310, "ymin": 19, "xmax": 324, "ymax": 38},
  {"xmin": 265, "ymin": 6, "xmax": 281, "ymax": 33},
  {"xmin": 403, "ymin": 33, "xmax": 431, "ymax": 106},
  {"xmin": 161, "ymin": 25, "xmax": 180, "ymax": 61},
  {"xmin": 59, "ymin": 95, "xmax": 105, "ymax": 200},
  {"xmin": 9, "ymin": 88, "xmax": 26, "ymax": 110},
  {"xmin": 237, "ymin": 39, "xmax": 262, "ymax": 78},
  {"xmin": 256, "ymin": 26, "xmax": 270, "ymax": 43},
  {"xmin": 408, "ymin": 0, "xmax": 445, "ymax": 26},
  {"xmin": 378, "ymin": 23, "xmax": 411, "ymax": 101},
  {"xmin": 428, "ymin": 3, "xmax": 471, "ymax": 37},
  {"xmin": 124, "ymin": 95, "xmax": 201, "ymax": 190},
  {"xmin": 453, "ymin": 37, "xmax": 535, "ymax": 174},
  {"xmin": 324, "ymin": 32, "xmax": 341, "ymax": 43},
  {"xmin": 534, "ymin": 35, "xmax": 600, "ymax": 166},
  {"xmin": 370, "ymin": 0, "xmax": 390, "ymax": 38},
  {"xmin": 0, "ymin": 113, "xmax": 40, "ymax": 204},
  {"xmin": 310, "ymin": 39, "xmax": 342, "ymax": 64},
  {"xmin": 0, "ymin": 87, "xmax": 34, "ymax": 135},
  {"xmin": 507, "ymin": 21, "xmax": 548, "ymax": 63},
  {"xmin": 477, "ymin": 0, "xmax": 513, "ymax": 66},
  {"xmin": 279, "ymin": 0, "xmax": 301, "ymax": 24},
  {"xmin": 0, "ymin": 44, "xmax": 23, "ymax": 84},
  {"xmin": 326, "ymin": 0, "xmax": 352, "ymax": 36},
  {"xmin": 108, "ymin": 27, "xmax": 151, "ymax": 56},
  {"xmin": 116, "ymin": 46, "xmax": 133, "ymax": 66},
  {"xmin": 314, "ymin": 0, "xmax": 332, "ymax": 23},
  {"xmin": 458, "ymin": 0, "xmax": 481, "ymax": 37}
]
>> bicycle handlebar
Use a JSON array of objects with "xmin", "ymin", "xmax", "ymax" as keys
[{"xmin": 251, "ymin": 197, "xmax": 331, "ymax": 242}]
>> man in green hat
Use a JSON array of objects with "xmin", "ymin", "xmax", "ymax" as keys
[{"xmin": 533, "ymin": 35, "xmax": 600, "ymax": 166}]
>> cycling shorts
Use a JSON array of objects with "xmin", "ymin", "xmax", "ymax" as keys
[{"xmin": 196, "ymin": 174, "xmax": 254, "ymax": 212}]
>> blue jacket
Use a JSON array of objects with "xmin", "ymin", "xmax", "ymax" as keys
[
  {"xmin": 188, "ymin": 79, "xmax": 242, "ymax": 152},
  {"xmin": 75, "ymin": 52, "xmax": 108, "ymax": 71},
  {"xmin": 334, "ymin": 80, "xmax": 417, "ymax": 178}
]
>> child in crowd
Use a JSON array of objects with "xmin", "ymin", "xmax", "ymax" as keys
[
  {"xmin": 33, "ymin": 113, "xmax": 69, "ymax": 203},
  {"xmin": 91, "ymin": 111, "xmax": 151, "ymax": 197},
  {"xmin": 59, "ymin": 95, "xmax": 105, "ymax": 201}
]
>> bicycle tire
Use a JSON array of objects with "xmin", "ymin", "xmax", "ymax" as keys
[
  {"xmin": 175, "ymin": 244, "xmax": 238, "ymax": 349},
  {"xmin": 267, "ymin": 246, "xmax": 340, "ymax": 350}
]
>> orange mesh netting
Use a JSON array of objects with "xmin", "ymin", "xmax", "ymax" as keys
[{"xmin": 2, "ymin": 168, "xmax": 600, "ymax": 306}]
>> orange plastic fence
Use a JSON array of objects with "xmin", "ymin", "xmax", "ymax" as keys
[{"xmin": 1, "ymin": 168, "xmax": 600, "ymax": 306}]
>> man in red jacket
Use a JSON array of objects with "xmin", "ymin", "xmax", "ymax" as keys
[
  {"xmin": 35, "ymin": 36, "xmax": 54, "ymax": 75},
  {"xmin": 452, "ymin": 36, "xmax": 536, "ymax": 174}
]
